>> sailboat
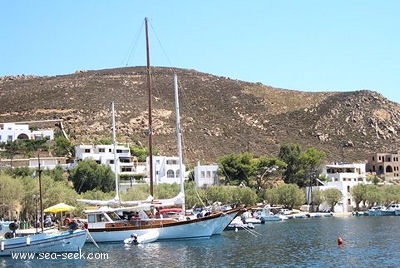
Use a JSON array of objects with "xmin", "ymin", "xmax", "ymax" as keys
[
  {"xmin": 0, "ymin": 157, "xmax": 87, "ymax": 256},
  {"xmin": 78, "ymin": 18, "xmax": 241, "ymax": 243}
]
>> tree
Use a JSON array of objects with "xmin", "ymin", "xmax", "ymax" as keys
[
  {"xmin": 218, "ymin": 152, "xmax": 254, "ymax": 186},
  {"xmin": 254, "ymin": 157, "xmax": 286, "ymax": 191},
  {"xmin": 322, "ymin": 188, "xmax": 342, "ymax": 212},
  {"xmin": 278, "ymin": 143, "xmax": 302, "ymax": 186},
  {"xmin": 381, "ymin": 185, "xmax": 400, "ymax": 204},
  {"xmin": 365, "ymin": 184, "xmax": 383, "ymax": 207},
  {"xmin": 278, "ymin": 143, "xmax": 325, "ymax": 188},
  {"xmin": 54, "ymin": 135, "xmax": 73, "ymax": 156},
  {"xmin": 21, "ymin": 138, "xmax": 49, "ymax": 158},
  {"xmin": 69, "ymin": 160, "xmax": 115, "ymax": 193},
  {"xmin": 0, "ymin": 140, "xmax": 23, "ymax": 168},
  {"xmin": 263, "ymin": 184, "xmax": 305, "ymax": 209},
  {"xmin": 299, "ymin": 147, "xmax": 326, "ymax": 188},
  {"xmin": 350, "ymin": 184, "xmax": 367, "ymax": 211},
  {"xmin": 0, "ymin": 175, "xmax": 24, "ymax": 219},
  {"xmin": 130, "ymin": 146, "xmax": 148, "ymax": 162},
  {"xmin": 311, "ymin": 189, "xmax": 323, "ymax": 212}
]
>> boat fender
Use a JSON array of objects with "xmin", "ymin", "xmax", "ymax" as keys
[
  {"xmin": 69, "ymin": 221, "xmax": 78, "ymax": 230},
  {"xmin": 1, "ymin": 240, "xmax": 4, "ymax": 251},
  {"xmin": 9, "ymin": 222, "xmax": 19, "ymax": 231},
  {"xmin": 337, "ymin": 237, "xmax": 343, "ymax": 246},
  {"xmin": 26, "ymin": 235, "xmax": 31, "ymax": 245},
  {"xmin": 4, "ymin": 232, "xmax": 14, "ymax": 239},
  {"xmin": 83, "ymin": 222, "xmax": 88, "ymax": 229}
]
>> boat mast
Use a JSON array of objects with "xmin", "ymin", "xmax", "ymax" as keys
[
  {"xmin": 37, "ymin": 155, "xmax": 44, "ymax": 233},
  {"xmin": 111, "ymin": 101, "xmax": 120, "ymax": 202},
  {"xmin": 174, "ymin": 74, "xmax": 185, "ymax": 212},
  {"xmin": 145, "ymin": 17, "xmax": 154, "ymax": 197}
]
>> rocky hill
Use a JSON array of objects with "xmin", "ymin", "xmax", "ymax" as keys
[{"xmin": 1, "ymin": 67, "xmax": 400, "ymax": 165}]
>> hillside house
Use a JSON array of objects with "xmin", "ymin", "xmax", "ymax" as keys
[
  {"xmin": 308, "ymin": 163, "xmax": 368, "ymax": 213},
  {"xmin": 194, "ymin": 162, "xmax": 219, "ymax": 187},
  {"xmin": 72, "ymin": 144, "xmax": 138, "ymax": 177},
  {"xmin": 146, "ymin": 156, "xmax": 186, "ymax": 185},
  {"xmin": 366, "ymin": 152, "xmax": 400, "ymax": 182},
  {"xmin": 0, "ymin": 123, "xmax": 54, "ymax": 143}
]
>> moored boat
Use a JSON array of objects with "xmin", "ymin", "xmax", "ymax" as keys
[
  {"xmin": 0, "ymin": 228, "xmax": 87, "ymax": 256},
  {"xmin": 367, "ymin": 206, "xmax": 395, "ymax": 216},
  {"xmin": 225, "ymin": 217, "xmax": 255, "ymax": 231},
  {"xmin": 84, "ymin": 205, "xmax": 240, "ymax": 242}
]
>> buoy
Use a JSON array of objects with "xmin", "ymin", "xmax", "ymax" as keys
[{"xmin": 337, "ymin": 237, "xmax": 343, "ymax": 246}]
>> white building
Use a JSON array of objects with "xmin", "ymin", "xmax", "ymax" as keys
[
  {"xmin": 194, "ymin": 162, "xmax": 219, "ymax": 187},
  {"xmin": 73, "ymin": 144, "xmax": 138, "ymax": 177},
  {"xmin": 146, "ymin": 156, "xmax": 186, "ymax": 185},
  {"xmin": 28, "ymin": 157, "xmax": 68, "ymax": 170},
  {"xmin": 309, "ymin": 163, "xmax": 368, "ymax": 213},
  {"xmin": 0, "ymin": 123, "xmax": 54, "ymax": 143}
]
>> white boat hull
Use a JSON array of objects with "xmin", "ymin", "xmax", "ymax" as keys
[
  {"xmin": 0, "ymin": 229, "xmax": 87, "ymax": 256},
  {"xmin": 124, "ymin": 230, "xmax": 159, "ymax": 244},
  {"xmin": 88, "ymin": 209, "xmax": 240, "ymax": 243}
]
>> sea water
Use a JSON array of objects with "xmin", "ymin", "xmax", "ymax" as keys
[{"xmin": 3, "ymin": 216, "xmax": 400, "ymax": 267}]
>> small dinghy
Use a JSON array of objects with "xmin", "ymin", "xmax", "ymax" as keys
[{"xmin": 124, "ymin": 230, "xmax": 159, "ymax": 245}]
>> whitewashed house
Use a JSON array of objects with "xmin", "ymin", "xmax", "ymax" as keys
[
  {"xmin": 309, "ymin": 163, "xmax": 368, "ymax": 213},
  {"xmin": 194, "ymin": 162, "xmax": 219, "ymax": 187},
  {"xmin": 146, "ymin": 156, "xmax": 186, "ymax": 185},
  {"xmin": 0, "ymin": 123, "xmax": 54, "ymax": 143},
  {"xmin": 28, "ymin": 157, "xmax": 68, "ymax": 170},
  {"xmin": 72, "ymin": 144, "xmax": 137, "ymax": 177}
]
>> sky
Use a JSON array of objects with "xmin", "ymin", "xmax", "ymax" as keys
[{"xmin": 2, "ymin": 1, "xmax": 400, "ymax": 103}]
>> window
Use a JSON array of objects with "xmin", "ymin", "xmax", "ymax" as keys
[
  {"xmin": 7, "ymin": 135, "xmax": 12, "ymax": 140},
  {"xmin": 99, "ymin": 148, "xmax": 105, "ymax": 153},
  {"xmin": 206, "ymin": 171, "xmax": 211, "ymax": 178},
  {"xmin": 347, "ymin": 186, "xmax": 350, "ymax": 192},
  {"xmin": 167, "ymin": 159, "xmax": 177, "ymax": 165},
  {"xmin": 122, "ymin": 167, "xmax": 133, "ymax": 172},
  {"xmin": 167, "ymin": 170, "xmax": 174, "ymax": 178},
  {"xmin": 84, "ymin": 148, "xmax": 91, "ymax": 153},
  {"xmin": 201, "ymin": 171, "xmax": 205, "ymax": 178}
]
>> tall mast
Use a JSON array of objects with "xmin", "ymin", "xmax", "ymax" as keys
[
  {"xmin": 38, "ymin": 155, "xmax": 44, "ymax": 233},
  {"xmin": 111, "ymin": 101, "xmax": 120, "ymax": 202},
  {"xmin": 145, "ymin": 17, "xmax": 154, "ymax": 197},
  {"xmin": 174, "ymin": 74, "xmax": 185, "ymax": 212}
]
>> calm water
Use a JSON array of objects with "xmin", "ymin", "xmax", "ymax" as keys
[{"xmin": 3, "ymin": 216, "xmax": 400, "ymax": 268}]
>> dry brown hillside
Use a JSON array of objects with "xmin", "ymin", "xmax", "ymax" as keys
[{"xmin": 1, "ymin": 66, "xmax": 400, "ymax": 165}]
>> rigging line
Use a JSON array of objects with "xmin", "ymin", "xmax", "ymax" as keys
[
  {"xmin": 243, "ymin": 225, "xmax": 261, "ymax": 237},
  {"xmin": 123, "ymin": 20, "xmax": 145, "ymax": 67},
  {"xmin": 149, "ymin": 19, "xmax": 174, "ymax": 68}
]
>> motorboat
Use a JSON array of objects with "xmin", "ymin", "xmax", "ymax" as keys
[
  {"xmin": 367, "ymin": 205, "xmax": 395, "ymax": 216},
  {"xmin": 258, "ymin": 206, "xmax": 289, "ymax": 222},
  {"xmin": 124, "ymin": 230, "xmax": 159, "ymax": 245},
  {"xmin": 225, "ymin": 217, "xmax": 255, "ymax": 231},
  {"xmin": 0, "ymin": 226, "xmax": 87, "ymax": 256}
]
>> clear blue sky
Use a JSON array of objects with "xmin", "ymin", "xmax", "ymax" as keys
[{"xmin": 2, "ymin": 1, "xmax": 399, "ymax": 103}]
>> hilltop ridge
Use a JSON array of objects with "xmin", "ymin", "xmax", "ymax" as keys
[{"xmin": 1, "ymin": 66, "xmax": 400, "ymax": 165}]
